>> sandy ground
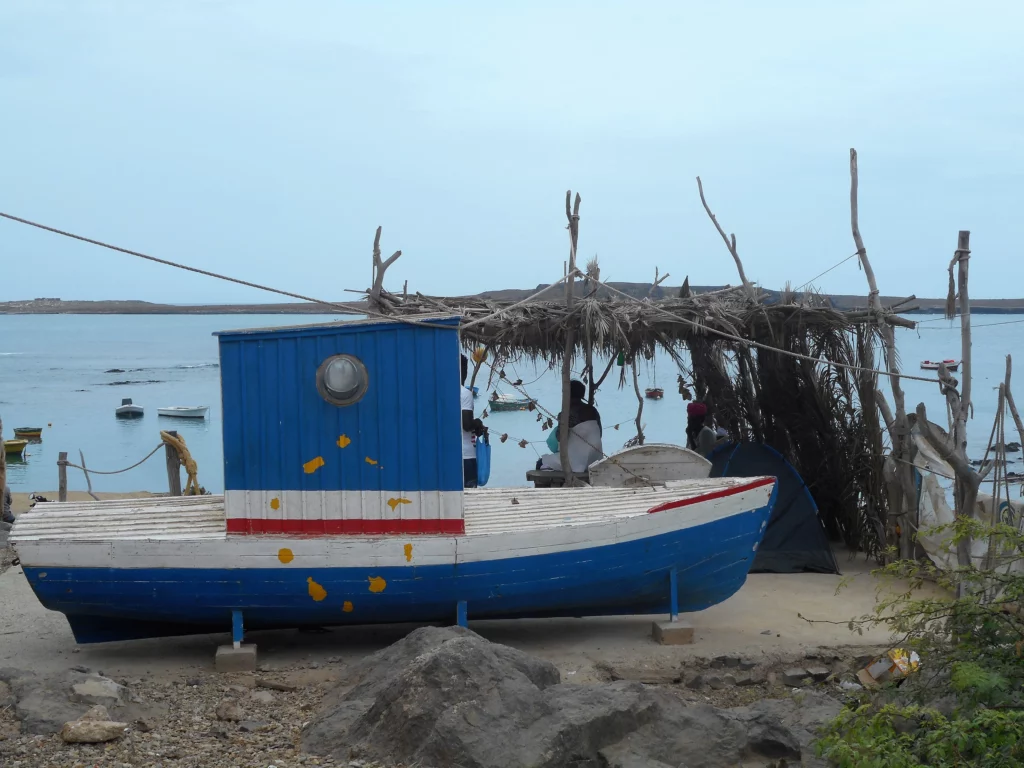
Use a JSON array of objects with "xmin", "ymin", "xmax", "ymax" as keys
[{"xmin": 0, "ymin": 532, "xmax": 945, "ymax": 682}]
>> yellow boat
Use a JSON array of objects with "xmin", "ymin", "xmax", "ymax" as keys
[
  {"xmin": 13, "ymin": 427, "xmax": 43, "ymax": 439},
  {"xmin": 4, "ymin": 439, "xmax": 28, "ymax": 456}
]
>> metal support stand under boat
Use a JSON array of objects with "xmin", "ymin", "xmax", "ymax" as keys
[
  {"xmin": 457, "ymin": 600, "xmax": 468, "ymax": 628},
  {"xmin": 232, "ymin": 609, "xmax": 244, "ymax": 650},
  {"xmin": 215, "ymin": 610, "xmax": 257, "ymax": 673},
  {"xmin": 652, "ymin": 567, "xmax": 694, "ymax": 645},
  {"xmin": 669, "ymin": 566, "xmax": 678, "ymax": 622}
]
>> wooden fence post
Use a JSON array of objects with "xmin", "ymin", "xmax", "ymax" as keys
[
  {"xmin": 58, "ymin": 452, "xmax": 68, "ymax": 502},
  {"xmin": 0, "ymin": 417, "xmax": 6, "ymax": 511},
  {"xmin": 165, "ymin": 432, "xmax": 182, "ymax": 496}
]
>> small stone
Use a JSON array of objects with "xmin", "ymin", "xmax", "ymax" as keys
[
  {"xmin": 185, "ymin": 677, "xmax": 203, "ymax": 687},
  {"xmin": 326, "ymin": 656, "xmax": 342, "ymax": 664},
  {"xmin": 215, "ymin": 698, "xmax": 244, "ymax": 722},
  {"xmin": 134, "ymin": 718, "xmax": 154, "ymax": 732},
  {"xmin": 684, "ymin": 673, "xmax": 705, "ymax": 690},
  {"xmin": 760, "ymin": 629, "xmax": 772, "ymax": 635},
  {"xmin": 251, "ymin": 690, "xmax": 275, "ymax": 704},
  {"xmin": 70, "ymin": 675, "xmax": 127, "ymax": 706},
  {"xmin": 238, "ymin": 720, "xmax": 270, "ymax": 732},
  {"xmin": 707, "ymin": 674, "xmax": 728, "ymax": 690},
  {"xmin": 807, "ymin": 665, "xmax": 832, "ymax": 683},
  {"xmin": 781, "ymin": 668, "xmax": 810, "ymax": 687},
  {"xmin": 227, "ymin": 685, "xmax": 249, "ymax": 694},
  {"xmin": 310, "ymin": 662, "xmax": 321, "ymax": 670},
  {"xmin": 738, "ymin": 659, "xmax": 758, "ymax": 671},
  {"xmin": 722, "ymin": 674, "xmax": 738, "ymax": 686},
  {"xmin": 70, "ymin": 665, "xmax": 91, "ymax": 674},
  {"xmin": 734, "ymin": 673, "xmax": 756, "ymax": 686},
  {"xmin": 61, "ymin": 718, "xmax": 128, "ymax": 743}
]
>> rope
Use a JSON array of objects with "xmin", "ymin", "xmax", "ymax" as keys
[
  {"xmin": 0, "ymin": 210, "xmax": 943, "ymax": 385},
  {"xmin": 63, "ymin": 443, "xmax": 163, "ymax": 475},
  {"xmin": 62, "ymin": 433, "xmax": 203, "ymax": 494},
  {"xmin": 160, "ymin": 431, "xmax": 203, "ymax": 495},
  {"xmin": 794, "ymin": 252, "xmax": 859, "ymax": 292}
]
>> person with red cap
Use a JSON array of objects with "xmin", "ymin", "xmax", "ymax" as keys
[{"xmin": 686, "ymin": 401, "xmax": 721, "ymax": 456}]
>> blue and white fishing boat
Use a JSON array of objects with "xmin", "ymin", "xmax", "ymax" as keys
[{"xmin": 11, "ymin": 316, "xmax": 776, "ymax": 644}]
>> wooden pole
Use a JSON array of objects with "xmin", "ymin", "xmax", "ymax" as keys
[
  {"xmin": 631, "ymin": 359, "xmax": 645, "ymax": 445},
  {"xmin": 952, "ymin": 231, "xmax": 972, "ymax": 455},
  {"xmin": 58, "ymin": 451, "xmax": 68, "ymax": 502},
  {"xmin": 0, "ymin": 417, "xmax": 6, "ymax": 516},
  {"xmin": 558, "ymin": 191, "xmax": 581, "ymax": 486},
  {"xmin": 1004, "ymin": 356, "xmax": 1024, "ymax": 448},
  {"xmin": 849, "ymin": 148, "xmax": 917, "ymax": 559},
  {"xmin": 165, "ymin": 431, "xmax": 182, "ymax": 496}
]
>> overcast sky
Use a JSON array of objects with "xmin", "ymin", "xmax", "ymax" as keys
[{"xmin": 2, "ymin": 1, "xmax": 1022, "ymax": 303}]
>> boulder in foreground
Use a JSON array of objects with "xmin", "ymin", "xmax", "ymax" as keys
[{"xmin": 303, "ymin": 626, "xmax": 840, "ymax": 768}]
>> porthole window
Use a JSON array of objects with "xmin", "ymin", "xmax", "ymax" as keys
[{"xmin": 316, "ymin": 355, "xmax": 369, "ymax": 406}]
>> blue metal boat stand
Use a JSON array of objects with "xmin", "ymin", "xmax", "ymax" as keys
[
  {"xmin": 232, "ymin": 609, "xmax": 244, "ymax": 650},
  {"xmin": 456, "ymin": 600, "xmax": 468, "ymax": 628}
]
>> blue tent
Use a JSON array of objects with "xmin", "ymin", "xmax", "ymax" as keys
[{"xmin": 709, "ymin": 442, "xmax": 839, "ymax": 574}]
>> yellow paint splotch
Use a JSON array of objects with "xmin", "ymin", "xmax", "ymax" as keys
[
  {"xmin": 404, "ymin": 543, "xmax": 413, "ymax": 562},
  {"xmin": 278, "ymin": 548, "xmax": 294, "ymax": 564},
  {"xmin": 307, "ymin": 577, "xmax": 327, "ymax": 601},
  {"xmin": 303, "ymin": 456, "xmax": 325, "ymax": 474},
  {"xmin": 342, "ymin": 601, "xmax": 354, "ymax": 613},
  {"xmin": 270, "ymin": 497, "xmax": 280, "ymax": 510},
  {"xmin": 365, "ymin": 457, "xmax": 378, "ymax": 466},
  {"xmin": 368, "ymin": 576, "xmax": 387, "ymax": 593},
  {"xmin": 337, "ymin": 434, "xmax": 351, "ymax": 448},
  {"xmin": 387, "ymin": 497, "xmax": 411, "ymax": 511}
]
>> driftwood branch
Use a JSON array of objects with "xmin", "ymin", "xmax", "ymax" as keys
[
  {"xmin": 368, "ymin": 226, "xmax": 402, "ymax": 313},
  {"xmin": 850, "ymin": 148, "xmax": 916, "ymax": 556},
  {"xmin": 558, "ymin": 191, "xmax": 582, "ymax": 485},
  {"xmin": 591, "ymin": 354, "xmax": 617, "ymax": 404},
  {"xmin": 645, "ymin": 267, "xmax": 670, "ymax": 299},
  {"xmin": 1005, "ymin": 356, "xmax": 1024, "ymax": 450},
  {"xmin": 631, "ymin": 359, "xmax": 645, "ymax": 445},
  {"xmin": 696, "ymin": 176, "xmax": 754, "ymax": 300}
]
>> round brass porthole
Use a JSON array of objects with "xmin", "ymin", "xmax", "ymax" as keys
[{"xmin": 316, "ymin": 355, "xmax": 369, "ymax": 406}]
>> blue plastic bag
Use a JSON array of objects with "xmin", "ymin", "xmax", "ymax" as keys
[{"xmin": 476, "ymin": 433, "xmax": 491, "ymax": 487}]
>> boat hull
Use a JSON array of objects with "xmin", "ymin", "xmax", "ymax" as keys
[
  {"xmin": 13, "ymin": 479, "xmax": 776, "ymax": 644},
  {"xmin": 489, "ymin": 400, "xmax": 534, "ymax": 412},
  {"xmin": 115, "ymin": 407, "xmax": 144, "ymax": 419},
  {"xmin": 13, "ymin": 428, "xmax": 43, "ymax": 439},
  {"xmin": 3, "ymin": 440, "xmax": 28, "ymax": 456},
  {"xmin": 157, "ymin": 407, "xmax": 209, "ymax": 418}
]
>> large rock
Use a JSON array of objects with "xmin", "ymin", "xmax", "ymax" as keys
[
  {"xmin": 304, "ymin": 626, "xmax": 827, "ymax": 768},
  {"xmin": 70, "ymin": 674, "xmax": 127, "ymax": 706},
  {"xmin": 0, "ymin": 667, "xmax": 161, "ymax": 735}
]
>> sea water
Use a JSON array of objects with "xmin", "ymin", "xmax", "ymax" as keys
[{"xmin": 0, "ymin": 313, "xmax": 1021, "ymax": 493}]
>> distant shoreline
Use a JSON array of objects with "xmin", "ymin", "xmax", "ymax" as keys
[{"xmin": 4, "ymin": 288, "xmax": 1024, "ymax": 316}]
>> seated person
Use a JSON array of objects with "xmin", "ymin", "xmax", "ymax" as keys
[{"xmin": 537, "ymin": 380, "xmax": 604, "ymax": 473}]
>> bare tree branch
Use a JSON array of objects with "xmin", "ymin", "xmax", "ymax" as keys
[{"xmin": 696, "ymin": 176, "xmax": 754, "ymax": 300}]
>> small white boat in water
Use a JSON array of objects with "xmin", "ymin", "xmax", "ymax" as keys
[
  {"xmin": 920, "ymin": 359, "xmax": 960, "ymax": 371},
  {"xmin": 115, "ymin": 398, "xmax": 144, "ymax": 418},
  {"xmin": 157, "ymin": 406, "xmax": 210, "ymax": 419}
]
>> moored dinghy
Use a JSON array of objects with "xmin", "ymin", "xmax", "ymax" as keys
[
  {"xmin": 157, "ymin": 406, "xmax": 210, "ymax": 419},
  {"xmin": 115, "ymin": 398, "xmax": 144, "ymax": 418},
  {"xmin": 11, "ymin": 316, "xmax": 776, "ymax": 644}
]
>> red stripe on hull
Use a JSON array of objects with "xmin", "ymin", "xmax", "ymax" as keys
[
  {"xmin": 646, "ymin": 477, "xmax": 775, "ymax": 514},
  {"xmin": 226, "ymin": 518, "xmax": 466, "ymax": 535}
]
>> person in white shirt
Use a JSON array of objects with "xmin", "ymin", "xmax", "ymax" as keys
[{"xmin": 460, "ymin": 355, "xmax": 484, "ymax": 488}]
